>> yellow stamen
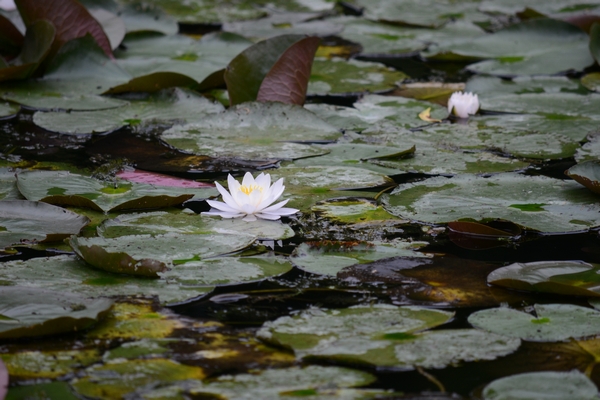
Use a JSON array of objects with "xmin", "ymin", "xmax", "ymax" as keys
[{"xmin": 239, "ymin": 184, "xmax": 262, "ymax": 195}]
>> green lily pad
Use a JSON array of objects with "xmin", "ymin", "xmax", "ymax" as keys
[
  {"xmin": 0, "ymin": 200, "xmax": 90, "ymax": 249},
  {"xmin": 428, "ymin": 19, "xmax": 594, "ymax": 76},
  {"xmin": 0, "ymin": 254, "xmax": 292, "ymax": 304},
  {"xmin": 465, "ymin": 75, "xmax": 582, "ymax": 96},
  {"xmin": 487, "ymin": 260, "xmax": 600, "ymax": 297},
  {"xmin": 482, "ymin": 370, "xmax": 599, "ymax": 400},
  {"xmin": 383, "ymin": 173, "xmax": 600, "ymax": 232},
  {"xmin": 355, "ymin": 0, "xmax": 485, "ymax": 28},
  {"xmin": 114, "ymin": 31, "xmax": 252, "ymax": 63},
  {"xmin": 6, "ymin": 382, "xmax": 80, "ymax": 400},
  {"xmin": 468, "ymin": 303, "xmax": 600, "ymax": 342},
  {"xmin": 187, "ymin": 365, "xmax": 378, "ymax": 400},
  {"xmin": 566, "ymin": 161, "xmax": 600, "ymax": 194},
  {"xmin": 2, "ymin": 348, "xmax": 100, "ymax": 380},
  {"xmin": 82, "ymin": 1, "xmax": 178, "ymax": 35},
  {"xmin": 311, "ymin": 198, "xmax": 406, "ymax": 224},
  {"xmin": 268, "ymin": 165, "xmax": 393, "ymax": 211},
  {"xmin": 16, "ymin": 170, "xmax": 216, "ymax": 213},
  {"xmin": 582, "ymin": 72, "xmax": 600, "ymax": 92},
  {"xmin": 0, "ymin": 286, "xmax": 114, "ymax": 339},
  {"xmin": 332, "ymin": 17, "xmax": 483, "ymax": 56},
  {"xmin": 291, "ymin": 239, "xmax": 428, "ymax": 276},
  {"xmin": 258, "ymin": 305, "xmax": 522, "ymax": 369},
  {"xmin": 308, "ymin": 329, "xmax": 521, "ymax": 370},
  {"xmin": 71, "ymin": 358, "xmax": 205, "ymax": 399},
  {"xmin": 32, "ymin": 88, "xmax": 224, "ymax": 134},
  {"xmin": 0, "ymin": 168, "xmax": 21, "ymax": 200},
  {"xmin": 308, "ymin": 58, "xmax": 408, "ymax": 96},
  {"xmin": 161, "ymin": 101, "xmax": 341, "ymax": 161},
  {"xmin": 97, "ymin": 210, "xmax": 295, "ymax": 241},
  {"xmin": 309, "ymin": 94, "xmax": 448, "ymax": 131},
  {"xmin": 69, "ymin": 231, "xmax": 256, "ymax": 277},
  {"xmin": 576, "ymin": 131, "xmax": 600, "ymax": 163},
  {"xmin": 0, "ymin": 36, "xmax": 131, "ymax": 110},
  {"xmin": 258, "ymin": 305, "xmax": 454, "ymax": 355},
  {"xmin": 0, "ymin": 101, "xmax": 18, "ymax": 118},
  {"xmin": 223, "ymin": 12, "xmax": 342, "ymax": 41}
]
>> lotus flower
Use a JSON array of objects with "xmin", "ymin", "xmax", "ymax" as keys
[
  {"xmin": 447, "ymin": 91, "xmax": 479, "ymax": 119},
  {"xmin": 202, "ymin": 172, "xmax": 299, "ymax": 222}
]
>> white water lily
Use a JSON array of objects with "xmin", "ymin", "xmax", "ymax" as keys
[
  {"xmin": 447, "ymin": 91, "xmax": 479, "ymax": 119},
  {"xmin": 202, "ymin": 172, "xmax": 299, "ymax": 222}
]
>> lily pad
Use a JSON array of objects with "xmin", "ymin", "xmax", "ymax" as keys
[
  {"xmin": 16, "ymin": 170, "xmax": 216, "ymax": 213},
  {"xmin": 71, "ymin": 358, "xmax": 205, "ymax": 399},
  {"xmin": 0, "ymin": 254, "xmax": 291, "ymax": 304},
  {"xmin": 428, "ymin": 19, "xmax": 595, "ymax": 76},
  {"xmin": 383, "ymin": 173, "xmax": 600, "ymax": 232},
  {"xmin": 487, "ymin": 260, "xmax": 600, "ymax": 298},
  {"xmin": 468, "ymin": 303, "xmax": 600, "ymax": 342},
  {"xmin": 2, "ymin": 349, "xmax": 100, "ymax": 380},
  {"xmin": 482, "ymin": 370, "xmax": 599, "ymax": 400},
  {"xmin": 355, "ymin": 0, "xmax": 485, "ymax": 28},
  {"xmin": 268, "ymin": 165, "xmax": 393, "ymax": 211},
  {"xmin": 258, "ymin": 304, "xmax": 454, "ymax": 355},
  {"xmin": 0, "ymin": 200, "xmax": 89, "ymax": 249},
  {"xmin": 291, "ymin": 239, "xmax": 428, "ymax": 276},
  {"xmin": 187, "ymin": 365, "xmax": 378, "ymax": 400},
  {"xmin": 223, "ymin": 12, "xmax": 342, "ymax": 41},
  {"xmin": 306, "ymin": 329, "xmax": 521, "ymax": 370},
  {"xmin": 308, "ymin": 58, "xmax": 408, "ymax": 96},
  {"xmin": 0, "ymin": 286, "xmax": 114, "ymax": 339},
  {"xmin": 161, "ymin": 101, "xmax": 341, "ymax": 161},
  {"xmin": 576, "ymin": 132, "xmax": 600, "ymax": 163},
  {"xmin": 0, "ymin": 101, "xmax": 18, "ymax": 117},
  {"xmin": 32, "ymin": 88, "xmax": 224, "ymax": 134},
  {"xmin": 69, "ymin": 232, "xmax": 256, "ymax": 277},
  {"xmin": 5, "ymin": 382, "xmax": 80, "ymax": 400},
  {"xmin": 566, "ymin": 161, "xmax": 600, "ymax": 194},
  {"xmin": 97, "ymin": 210, "xmax": 295, "ymax": 241},
  {"xmin": 258, "ymin": 305, "xmax": 522, "ymax": 369},
  {"xmin": 0, "ymin": 36, "xmax": 131, "ymax": 110}
]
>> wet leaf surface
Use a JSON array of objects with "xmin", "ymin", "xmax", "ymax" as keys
[{"xmin": 0, "ymin": 286, "xmax": 113, "ymax": 339}]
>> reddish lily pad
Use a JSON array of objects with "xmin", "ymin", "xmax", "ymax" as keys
[
  {"xmin": 225, "ymin": 34, "xmax": 305, "ymax": 105},
  {"xmin": 256, "ymin": 36, "xmax": 320, "ymax": 105},
  {"xmin": 16, "ymin": 0, "xmax": 113, "ymax": 60}
]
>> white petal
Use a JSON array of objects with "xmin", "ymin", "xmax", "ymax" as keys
[
  {"xmin": 206, "ymin": 199, "xmax": 242, "ymax": 213},
  {"xmin": 255, "ymin": 172, "xmax": 271, "ymax": 189},
  {"xmin": 241, "ymin": 171, "xmax": 255, "ymax": 188},
  {"xmin": 214, "ymin": 182, "xmax": 239, "ymax": 210}
]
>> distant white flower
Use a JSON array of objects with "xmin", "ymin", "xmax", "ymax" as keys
[
  {"xmin": 0, "ymin": 0, "xmax": 15, "ymax": 11},
  {"xmin": 447, "ymin": 91, "xmax": 479, "ymax": 119},
  {"xmin": 202, "ymin": 172, "xmax": 299, "ymax": 222}
]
